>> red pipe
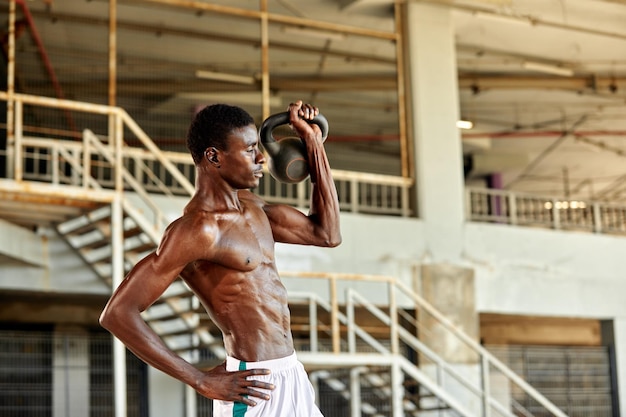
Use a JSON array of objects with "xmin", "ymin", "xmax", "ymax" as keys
[
  {"xmin": 462, "ymin": 130, "xmax": 626, "ymax": 139},
  {"xmin": 16, "ymin": 0, "xmax": 77, "ymax": 132}
]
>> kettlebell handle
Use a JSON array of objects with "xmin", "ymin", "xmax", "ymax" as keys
[{"xmin": 259, "ymin": 111, "xmax": 329, "ymax": 149}]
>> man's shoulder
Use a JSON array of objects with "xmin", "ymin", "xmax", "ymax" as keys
[{"xmin": 167, "ymin": 210, "xmax": 220, "ymax": 235}]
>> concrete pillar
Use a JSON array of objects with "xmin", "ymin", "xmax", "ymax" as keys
[
  {"xmin": 420, "ymin": 264, "xmax": 481, "ymax": 415},
  {"xmin": 405, "ymin": 2, "xmax": 465, "ymax": 262},
  {"xmin": 420, "ymin": 264, "xmax": 479, "ymax": 363}
]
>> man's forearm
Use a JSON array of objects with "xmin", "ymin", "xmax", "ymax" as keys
[
  {"xmin": 306, "ymin": 139, "xmax": 342, "ymax": 246},
  {"xmin": 101, "ymin": 309, "xmax": 205, "ymax": 390}
]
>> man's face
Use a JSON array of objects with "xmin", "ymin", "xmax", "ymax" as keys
[{"xmin": 217, "ymin": 124, "xmax": 265, "ymax": 189}]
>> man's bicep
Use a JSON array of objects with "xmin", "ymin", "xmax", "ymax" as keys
[{"xmin": 264, "ymin": 203, "xmax": 317, "ymax": 244}]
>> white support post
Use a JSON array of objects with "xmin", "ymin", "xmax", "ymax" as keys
[
  {"xmin": 347, "ymin": 289, "xmax": 356, "ymax": 353},
  {"xmin": 114, "ymin": 113, "xmax": 124, "ymax": 193},
  {"xmin": 82, "ymin": 129, "xmax": 91, "ymax": 189},
  {"xmin": 14, "ymin": 99, "xmax": 22, "ymax": 181},
  {"xmin": 508, "ymin": 192, "xmax": 518, "ymax": 225},
  {"xmin": 593, "ymin": 202, "xmax": 602, "ymax": 233},
  {"xmin": 552, "ymin": 199, "xmax": 561, "ymax": 230},
  {"xmin": 391, "ymin": 358, "xmax": 404, "ymax": 417},
  {"xmin": 350, "ymin": 367, "xmax": 362, "ymax": 417},
  {"xmin": 389, "ymin": 282, "xmax": 399, "ymax": 355},
  {"xmin": 185, "ymin": 384, "xmax": 197, "ymax": 417},
  {"xmin": 111, "ymin": 196, "xmax": 127, "ymax": 417},
  {"xmin": 481, "ymin": 354, "xmax": 491, "ymax": 417},
  {"xmin": 309, "ymin": 296, "xmax": 318, "ymax": 353}
]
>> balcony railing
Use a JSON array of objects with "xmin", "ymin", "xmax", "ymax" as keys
[
  {"xmin": 0, "ymin": 92, "xmax": 414, "ymax": 218},
  {"xmin": 467, "ymin": 187, "xmax": 626, "ymax": 235}
]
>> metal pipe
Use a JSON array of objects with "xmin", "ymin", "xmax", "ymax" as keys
[
  {"xmin": 394, "ymin": 2, "xmax": 410, "ymax": 179},
  {"xmin": 260, "ymin": 0, "xmax": 270, "ymax": 119},
  {"xmin": 109, "ymin": 0, "xmax": 117, "ymax": 107},
  {"xmin": 14, "ymin": 99, "xmax": 22, "ymax": 181},
  {"xmin": 141, "ymin": 0, "xmax": 396, "ymax": 40},
  {"xmin": 15, "ymin": 0, "xmax": 76, "ymax": 132},
  {"xmin": 6, "ymin": 0, "xmax": 16, "ymax": 179},
  {"xmin": 330, "ymin": 276, "xmax": 340, "ymax": 354},
  {"xmin": 350, "ymin": 367, "xmax": 363, "ymax": 417},
  {"xmin": 114, "ymin": 113, "xmax": 123, "ymax": 193},
  {"xmin": 111, "ymin": 196, "xmax": 128, "ymax": 417}
]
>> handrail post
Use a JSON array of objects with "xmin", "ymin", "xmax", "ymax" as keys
[
  {"xmin": 82, "ymin": 129, "xmax": 91, "ymax": 189},
  {"xmin": 13, "ymin": 98, "xmax": 22, "ymax": 181},
  {"xmin": 389, "ymin": 280, "xmax": 399, "ymax": 355},
  {"xmin": 113, "ymin": 111, "xmax": 123, "ymax": 193},
  {"xmin": 508, "ymin": 192, "xmax": 517, "ymax": 225},
  {"xmin": 350, "ymin": 367, "xmax": 363, "ymax": 417},
  {"xmin": 330, "ymin": 275, "xmax": 340, "ymax": 354},
  {"xmin": 350, "ymin": 178, "xmax": 359, "ymax": 213},
  {"xmin": 309, "ymin": 295, "xmax": 318, "ymax": 353},
  {"xmin": 347, "ymin": 289, "xmax": 356, "ymax": 353},
  {"xmin": 481, "ymin": 354, "xmax": 491, "ymax": 417},
  {"xmin": 465, "ymin": 188, "xmax": 472, "ymax": 221},
  {"xmin": 111, "ymin": 196, "xmax": 128, "ymax": 417},
  {"xmin": 51, "ymin": 143, "xmax": 59, "ymax": 185},
  {"xmin": 297, "ymin": 180, "xmax": 307, "ymax": 209},
  {"xmin": 553, "ymin": 198, "xmax": 561, "ymax": 230},
  {"xmin": 593, "ymin": 202, "xmax": 602, "ymax": 233}
]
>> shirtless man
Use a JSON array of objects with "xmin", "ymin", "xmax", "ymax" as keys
[{"xmin": 99, "ymin": 100, "xmax": 341, "ymax": 416}]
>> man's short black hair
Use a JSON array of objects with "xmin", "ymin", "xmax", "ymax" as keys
[{"xmin": 187, "ymin": 104, "xmax": 255, "ymax": 164}]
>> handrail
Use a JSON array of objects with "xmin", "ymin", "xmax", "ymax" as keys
[
  {"xmin": 283, "ymin": 270, "xmax": 569, "ymax": 417},
  {"xmin": 1, "ymin": 91, "xmax": 414, "ymax": 218},
  {"xmin": 394, "ymin": 278, "xmax": 568, "ymax": 417},
  {"xmin": 466, "ymin": 187, "xmax": 626, "ymax": 235}
]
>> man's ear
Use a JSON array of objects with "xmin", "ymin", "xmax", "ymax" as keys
[{"xmin": 205, "ymin": 147, "xmax": 220, "ymax": 167}]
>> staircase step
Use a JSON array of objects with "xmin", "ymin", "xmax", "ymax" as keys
[
  {"xmin": 123, "ymin": 226, "xmax": 145, "ymax": 239},
  {"xmin": 79, "ymin": 236, "xmax": 111, "ymax": 251}
]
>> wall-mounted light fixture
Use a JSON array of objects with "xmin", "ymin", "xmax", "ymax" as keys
[{"xmin": 457, "ymin": 120, "xmax": 474, "ymax": 129}]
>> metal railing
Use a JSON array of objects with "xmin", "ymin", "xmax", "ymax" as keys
[
  {"xmin": 283, "ymin": 270, "xmax": 569, "ymax": 417},
  {"xmin": 467, "ymin": 188, "xmax": 626, "ymax": 235},
  {"xmin": 0, "ymin": 92, "xmax": 414, "ymax": 218}
]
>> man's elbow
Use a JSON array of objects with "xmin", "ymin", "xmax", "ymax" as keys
[
  {"xmin": 99, "ymin": 304, "xmax": 120, "ymax": 332},
  {"xmin": 326, "ymin": 234, "xmax": 342, "ymax": 248}
]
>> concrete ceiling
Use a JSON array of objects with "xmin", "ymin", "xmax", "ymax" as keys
[{"xmin": 5, "ymin": 0, "xmax": 626, "ymax": 201}]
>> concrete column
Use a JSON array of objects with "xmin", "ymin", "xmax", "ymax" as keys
[
  {"xmin": 405, "ymin": 2, "xmax": 465, "ymax": 262},
  {"xmin": 420, "ymin": 264, "xmax": 479, "ymax": 363},
  {"xmin": 420, "ymin": 264, "xmax": 481, "ymax": 415}
]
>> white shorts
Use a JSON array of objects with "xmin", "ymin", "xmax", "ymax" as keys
[{"xmin": 213, "ymin": 351, "xmax": 324, "ymax": 417}]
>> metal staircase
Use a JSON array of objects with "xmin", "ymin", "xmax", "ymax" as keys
[{"xmin": 0, "ymin": 92, "xmax": 570, "ymax": 417}]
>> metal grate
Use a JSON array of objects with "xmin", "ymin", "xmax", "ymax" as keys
[
  {"xmin": 487, "ymin": 345, "xmax": 614, "ymax": 417},
  {"xmin": 0, "ymin": 328, "xmax": 147, "ymax": 417}
]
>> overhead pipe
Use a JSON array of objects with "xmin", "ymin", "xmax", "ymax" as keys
[
  {"xmin": 15, "ymin": 0, "xmax": 76, "ymax": 132},
  {"xmin": 462, "ymin": 130, "xmax": 626, "ymax": 139}
]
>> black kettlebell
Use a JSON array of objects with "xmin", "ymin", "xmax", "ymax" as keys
[{"xmin": 259, "ymin": 111, "xmax": 329, "ymax": 183}]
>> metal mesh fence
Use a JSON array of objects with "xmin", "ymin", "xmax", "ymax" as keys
[
  {"xmin": 488, "ymin": 345, "xmax": 614, "ymax": 417},
  {"xmin": 0, "ymin": 327, "xmax": 147, "ymax": 417}
]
